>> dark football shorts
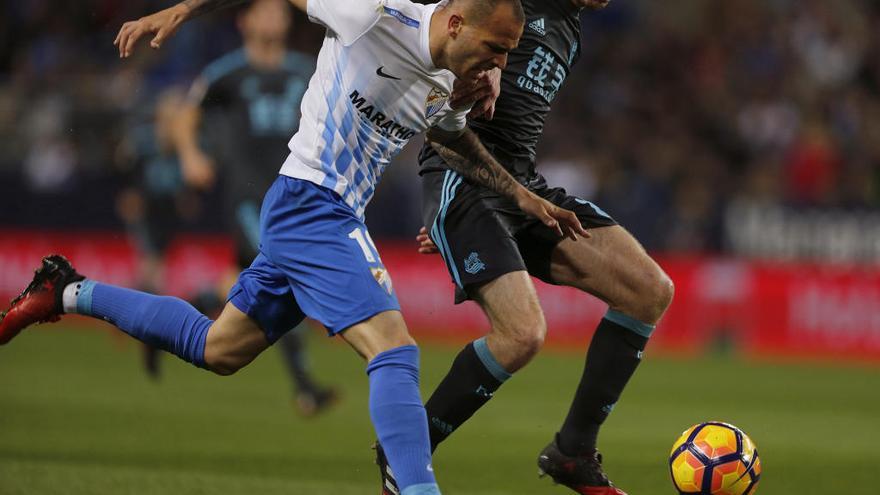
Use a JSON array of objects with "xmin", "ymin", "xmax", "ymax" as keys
[{"xmin": 421, "ymin": 168, "xmax": 617, "ymax": 304}]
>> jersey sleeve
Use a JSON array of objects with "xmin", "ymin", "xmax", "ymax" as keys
[
  {"xmin": 306, "ymin": 0, "xmax": 383, "ymax": 46},
  {"xmin": 434, "ymin": 108, "xmax": 469, "ymax": 133}
]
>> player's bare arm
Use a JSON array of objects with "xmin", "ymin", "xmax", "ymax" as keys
[
  {"xmin": 426, "ymin": 127, "xmax": 590, "ymax": 241},
  {"xmin": 114, "ymin": 0, "xmax": 308, "ymax": 58},
  {"xmin": 173, "ymin": 102, "xmax": 216, "ymax": 189}
]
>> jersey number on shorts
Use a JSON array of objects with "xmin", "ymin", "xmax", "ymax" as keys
[{"xmin": 348, "ymin": 227, "xmax": 378, "ymax": 263}]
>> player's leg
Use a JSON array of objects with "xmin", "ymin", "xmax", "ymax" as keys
[
  {"xmin": 416, "ymin": 170, "xmax": 547, "ymax": 452},
  {"xmin": 422, "ymin": 271, "xmax": 545, "ymax": 450},
  {"xmin": 234, "ymin": 198, "xmax": 337, "ymax": 414},
  {"xmin": 260, "ymin": 176, "xmax": 439, "ymax": 495},
  {"xmin": 338, "ymin": 311, "xmax": 439, "ymax": 495},
  {"xmin": 538, "ymin": 224, "xmax": 673, "ymax": 457},
  {"xmin": 0, "ymin": 255, "xmax": 271, "ymax": 375},
  {"xmin": 513, "ymin": 194, "xmax": 670, "ymax": 494}
]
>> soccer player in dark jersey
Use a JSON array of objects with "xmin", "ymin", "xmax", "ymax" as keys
[
  {"xmin": 377, "ymin": 1, "xmax": 673, "ymax": 494},
  {"xmin": 170, "ymin": 0, "xmax": 337, "ymax": 416}
]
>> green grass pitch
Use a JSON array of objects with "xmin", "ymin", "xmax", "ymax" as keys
[{"xmin": 1, "ymin": 324, "xmax": 878, "ymax": 494}]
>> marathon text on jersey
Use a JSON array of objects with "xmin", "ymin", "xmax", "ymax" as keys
[{"xmin": 350, "ymin": 89, "xmax": 417, "ymax": 140}]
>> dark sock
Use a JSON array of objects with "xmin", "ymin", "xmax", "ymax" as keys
[
  {"xmin": 423, "ymin": 338, "xmax": 510, "ymax": 451},
  {"xmin": 558, "ymin": 314, "xmax": 650, "ymax": 456},
  {"xmin": 276, "ymin": 326, "xmax": 318, "ymax": 394}
]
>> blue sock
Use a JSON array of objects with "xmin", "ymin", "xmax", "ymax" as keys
[
  {"xmin": 367, "ymin": 345, "xmax": 440, "ymax": 495},
  {"xmin": 75, "ymin": 280, "xmax": 211, "ymax": 368}
]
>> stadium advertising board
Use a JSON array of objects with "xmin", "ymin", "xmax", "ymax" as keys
[{"xmin": 1, "ymin": 230, "xmax": 879, "ymax": 361}]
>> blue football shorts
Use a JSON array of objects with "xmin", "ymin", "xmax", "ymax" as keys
[{"xmin": 227, "ymin": 175, "xmax": 400, "ymax": 341}]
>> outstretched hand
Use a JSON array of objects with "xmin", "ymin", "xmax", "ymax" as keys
[
  {"xmin": 114, "ymin": 4, "xmax": 191, "ymax": 58},
  {"xmin": 416, "ymin": 227, "xmax": 440, "ymax": 255},
  {"xmin": 515, "ymin": 190, "xmax": 590, "ymax": 241}
]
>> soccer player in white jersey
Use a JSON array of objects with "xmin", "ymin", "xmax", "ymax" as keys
[{"xmin": 0, "ymin": 1, "xmax": 589, "ymax": 493}]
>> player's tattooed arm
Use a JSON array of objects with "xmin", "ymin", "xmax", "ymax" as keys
[
  {"xmin": 427, "ymin": 127, "xmax": 519, "ymax": 198},
  {"xmin": 426, "ymin": 127, "xmax": 590, "ymax": 240}
]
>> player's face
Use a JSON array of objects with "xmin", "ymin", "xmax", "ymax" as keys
[
  {"xmin": 447, "ymin": 5, "xmax": 522, "ymax": 84},
  {"xmin": 240, "ymin": 0, "xmax": 291, "ymax": 42}
]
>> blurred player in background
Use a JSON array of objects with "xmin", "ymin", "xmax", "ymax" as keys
[
  {"xmin": 161, "ymin": 0, "xmax": 337, "ymax": 416},
  {"xmin": 377, "ymin": 1, "xmax": 675, "ymax": 494},
  {"xmin": 114, "ymin": 88, "xmax": 202, "ymax": 378}
]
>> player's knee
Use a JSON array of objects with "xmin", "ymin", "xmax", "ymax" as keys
[
  {"xmin": 495, "ymin": 314, "xmax": 546, "ymax": 363},
  {"xmin": 513, "ymin": 330, "xmax": 545, "ymax": 362},
  {"xmin": 637, "ymin": 268, "xmax": 674, "ymax": 324},
  {"xmin": 202, "ymin": 347, "xmax": 245, "ymax": 376}
]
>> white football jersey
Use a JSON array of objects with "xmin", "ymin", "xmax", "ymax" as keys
[{"xmin": 280, "ymin": 0, "xmax": 466, "ymax": 219}]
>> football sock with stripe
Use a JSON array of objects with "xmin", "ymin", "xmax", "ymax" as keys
[
  {"xmin": 423, "ymin": 337, "xmax": 510, "ymax": 452},
  {"xmin": 367, "ymin": 345, "xmax": 440, "ymax": 494},
  {"xmin": 66, "ymin": 280, "xmax": 212, "ymax": 368},
  {"xmin": 557, "ymin": 310, "xmax": 651, "ymax": 456}
]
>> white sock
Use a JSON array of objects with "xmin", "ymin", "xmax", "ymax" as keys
[{"xmin": 62, "ymin": 282, "xmax": 84, "ymax": 314}]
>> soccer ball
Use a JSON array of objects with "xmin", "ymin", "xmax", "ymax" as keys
[{"xmin": 669, "ymin": 422, "xmax": 761, "ymax": 495}]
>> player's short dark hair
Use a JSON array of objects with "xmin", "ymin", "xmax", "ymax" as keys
[{"xmin": 453, "ymin": 0, "xmax": 525, "ymax": 26}]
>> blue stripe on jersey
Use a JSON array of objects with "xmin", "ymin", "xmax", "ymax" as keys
[
  {"xmin": 319, "ymin": 75, "xmax": 344, "ymax": 188},
  {"xmin": 319, "ymin": 52, "xmax": 353, "ymax": 190},
  {"xmin": 345, "ymin": 116, "xmax": 395, "ymax": 218},
  {"xmin": 383, "ymin": 7, "xmax": 420, "ymax": 28},
  {"xmin": 358, "ymin": 131, "xmax": 395, "ymax": 216}
]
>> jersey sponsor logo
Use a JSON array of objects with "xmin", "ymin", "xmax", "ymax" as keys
[
  {"xmin": 463, "ymin": 252, "xmax": 486, "ymax": 274},
  {"xmin": 349, "ymin": 89, "xmax": 418, "ymax": 140},
  {"xmin": 383, "ymin": 6, "xmax": 420, "ymax": 28},
  {"xmin": 515, "ymin": 45, "xmax": 567, "ymax": 103},
  {"xmin": 527, "ymin": 17, "xmax": 546, "ymax": 36},
  {"xmin": 425, "ymin": 87, "xmax": 449, "ymax": 118},
  {"xmin": 375, "ymin": 66, "xmax": 401, "ymax": 80}
]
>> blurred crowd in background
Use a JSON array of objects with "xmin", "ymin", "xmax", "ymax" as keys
[{"xmin": 2, "ymin": 0, "xmax": 880, "ymax": 261}]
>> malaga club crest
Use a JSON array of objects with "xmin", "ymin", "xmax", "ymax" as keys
[
  {"xmin": 425, "ymin": 87, "xmax": 449, "ymax": 118},
  {"xmin": 371, "ymin": 267, "xmax": 394, "ymax": 295}
]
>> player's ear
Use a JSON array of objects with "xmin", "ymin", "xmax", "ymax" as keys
[{"xmin": 447, "ymin": 14, "xmax": 463, "ymax": 38}]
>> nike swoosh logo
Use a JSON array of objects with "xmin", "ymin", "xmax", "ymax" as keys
[{"xmin": 376, "ymin": 66, "xmax": 401, "ymax": 80}]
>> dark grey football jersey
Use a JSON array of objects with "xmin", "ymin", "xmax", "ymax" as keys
[{"xmin": 420, "ymin": 0, "xmax": 582, "ymax": 179}]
